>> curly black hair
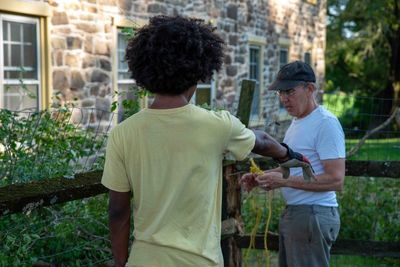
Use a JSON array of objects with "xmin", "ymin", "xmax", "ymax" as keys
[{"xmin": 125, "ymin": 15, "xmax": 225, "ymax": 95}]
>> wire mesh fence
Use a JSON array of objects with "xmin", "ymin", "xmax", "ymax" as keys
[{"xmin": 246, "ymin": 93, "xmax": 400, "ymax": 161}]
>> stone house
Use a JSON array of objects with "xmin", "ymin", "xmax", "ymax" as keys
[{"xmin": 0, "ymin": 0, "xmax": 326, "ymax": 137}]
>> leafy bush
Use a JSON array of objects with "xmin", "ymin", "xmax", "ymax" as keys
[
  {"xmin": 0, "ymin": 107, "xmax": 105, "ymax": 186},
  {"xmin": 0, "ymin": 195, "xmax": 115, "ymax": 266}
]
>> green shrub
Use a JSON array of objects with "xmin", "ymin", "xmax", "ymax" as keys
[{"xmin": 0, "ymin": 107, "xmax": 105, "ymax": 186}]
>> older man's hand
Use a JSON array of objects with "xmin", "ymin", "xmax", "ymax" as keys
[{"xmin": 255, "ymin": 172, "xmax": 285, "ymax": 190}]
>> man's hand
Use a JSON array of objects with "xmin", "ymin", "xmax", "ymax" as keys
[
  {"xmin": 274, "ymin": 143, "xmax": 315, "ymax": 181},
  {"xmin": 239, "ymin": 173, "xmax": 259, "ymax": 192},
  {"xmin": 256, "ymin": 172, "xmax": 285, "ymax": 190}
]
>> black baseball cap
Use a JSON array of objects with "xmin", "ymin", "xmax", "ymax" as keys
[{"xmin": 268, "ymin": 61, "xmax": 316, "ymax": 91}]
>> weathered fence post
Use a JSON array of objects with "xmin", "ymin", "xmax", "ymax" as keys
[{"xmin": 221, "ymin": 79, "xmax": 255, "ymax": 267}]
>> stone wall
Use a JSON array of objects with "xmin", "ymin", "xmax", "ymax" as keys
[{"xmin": 34, "ymin": 0, "xmax": 325, "ymax": 135}]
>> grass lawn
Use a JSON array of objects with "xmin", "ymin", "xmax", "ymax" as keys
[{"xmin": 346, "ymin": 138, "xmax": 400, "ymax": 161}]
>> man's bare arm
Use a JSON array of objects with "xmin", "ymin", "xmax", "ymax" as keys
[
  {"xmin": 251, "ymin": 130, "xmax": 287, "ymax": 159},
  {"xmin": 285, "ymin": 158, "xmax": 345, "ymax": 191},
  {"xmin": 257, "ymin": 159, "xmax": 345, "ymax": 192},
  {"xmin": 109, "ymin": 190, "xmax": 131, "ymax": 267}
]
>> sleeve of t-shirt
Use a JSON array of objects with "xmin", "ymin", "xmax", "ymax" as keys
[
  {"xmin": 316, "ymin": 117, "xmax": 346, "ymax": 160},
  {"xmin": 101, "ymin": 129, "xmax": 131, "ymax": 192},
  {"xmin": 224, "ymin": 112, "xmax": 256, "ymax": 161}
]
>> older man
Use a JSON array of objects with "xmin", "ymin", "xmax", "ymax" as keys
[{"xmin": 241, "ymin": 61, "xmax": 346, "ymax": 267}]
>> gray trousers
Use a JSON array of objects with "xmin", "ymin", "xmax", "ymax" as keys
[{"xmin": 278, "ymin": 205, "xmax": 340, "ymax": 267}]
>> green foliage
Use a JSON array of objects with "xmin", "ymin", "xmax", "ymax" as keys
[
  {"xmin": 0, "ymin": 107, "xmax": 104, "ymax": 186},
  {"xmin": 241, "ymin": 190, "xmax": 285, "ymax": 234},
  {"xmin": 111, "ymin": 85, "xmax": 149, "ymax": 121},
  {"xmin": 326, "ymin": 0, "xmax": 399, "ymax": 124},
  {"xmin": 323, "ymin": 92, "xmax": 355, "ymax": 118},
  {"xmin": 326, "ymin": 0, "xmax": 394, "ymax": 95},
  {"xmin": 0, "ymin": 195, "xmax": 115, "ymax": 266},
  {"xmin": 338, "ymin": 177, "xmax": 400, "ymax": 242}
]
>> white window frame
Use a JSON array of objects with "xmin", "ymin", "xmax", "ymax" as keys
[
  {"xmin": 116, "ymin": 29, "xmax": 134, "ymax": 85},
  {"xmin": 115, "ymin": 28, "xmax": 138, "ymax": 121},
  {"xmin": 0, "ymin": 13, "xmax": 41, "ymax": 110},
  {"xmin": 247, "ymin": 34, "xmax": 266, "ymax": 126}
]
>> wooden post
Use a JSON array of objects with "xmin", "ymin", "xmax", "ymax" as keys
[
  {"xmin": 236, "ymin": 80, "xmax": 255, "ymax": 128},
  {"xmin": 221, "ymin": 79, "xmax": 255, "ymax": 267}
]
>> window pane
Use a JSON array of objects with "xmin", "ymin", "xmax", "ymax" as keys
[
  {"xmin": 3, "ymin": 84, "xmax": 38, "ymax": 111},
  {"xmin": 117, "ymin": 30, "xmax": 131, "ymax": 80},
  {"xmin": 280, "ymin": 50, "xmax": 288, "ymax": 65},
  {"xmin": 249, "ymin": 47, "xmax": 260, "ymax": 80},
  {"xmin": 118, "ymin": 32, "xmax": 127, "ymax": 49},
  {"xmin": 22, "ymin": 70, "xmax": 36, "ymax": 79},
  {"xmin": 10, "ymin": 21, "xmax": 21, "ymax": 42},
  {"xmin": 2, "ymin": 22, "xmax": 7, "ymax": 40},
  {"xmin": 23, "ymin": 23, "xmax": 35, "ymax": 44},
  {"xmin": 11, "ymin": 44, "xmax": 22, "ymax": 67},
  {"xmin": 118, "ymin": 72, "xmax": 131, "ymax": 80},
  {"xmin": 304, "ymin": 52, "xmax": 311, "ymax": 66},
  {"xmin": 3, "ymin": 44, "xmax": 9, "ymax": 66},
  {"xmin": 196, "ymin": 87, "xmax": 211, "ymax": 106},
  {"xmin": 5, "ymin": 71, "xmax": 21, "ymax": 79},
  {"xmin": 24, "ymin": 44, "xmax": 37, "ymax": 73}
]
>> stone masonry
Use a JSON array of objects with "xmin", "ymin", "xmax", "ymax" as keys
[{"xmin": 30, "ymin": 0, "xmax": 325, "ymax": 137}]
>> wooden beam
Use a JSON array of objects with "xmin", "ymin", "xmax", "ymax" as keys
[
  {"xmin": 236, "ymin": 234, "xmax": 400, "ymax": 258},
  {"xmin": 0, "ymin": 171, "xmax": 105, "ymax": 216}
]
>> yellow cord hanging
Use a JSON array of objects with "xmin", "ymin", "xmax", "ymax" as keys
[{"xmin": 243, "ymin": 159, "xmax": 273, "ymax": 267}]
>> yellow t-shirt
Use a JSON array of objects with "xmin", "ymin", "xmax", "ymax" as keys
[{"xmin": 102, "ymin": 104, "xmax": 255, "ymax": 267}]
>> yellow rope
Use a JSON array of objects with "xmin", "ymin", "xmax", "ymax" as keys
[
  {"xmin": 245, "ymin": 158, "xmax": 273, "ymax": 267},
  {"xmin": 264, "ymin": 191, "xmax": 273, "ymax": 267}
]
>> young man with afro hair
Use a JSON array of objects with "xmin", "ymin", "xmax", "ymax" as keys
[{"xmin": 101, "ymin": 15, "xmax": 312, "ymax": 267}]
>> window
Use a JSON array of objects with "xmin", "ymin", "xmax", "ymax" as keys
[
  {"xmin": 116, "ymin": 29, "xmax": 138, "ymax": 121},
  {"xmin": 279, "ymin": 48, "xmax": 289, "ymax": 69},
  {"xmin": 249, "ymin": 45, "xmax": 261, "ymax": 117},
  {"xmin": 195, "ymin": 76, "xmax": 216, "ymax": 107},
  {"xmin": 0, "ymin": 14, "xmax": 41, "ymax": 111},
  {"xmin": 113, "ymin": 18, "xmax": 148, "ymax": 122},
  {"xmin": 278, "ymin": 48, "xmax": 289, "ymax": 109},
  {"xmin": 304, "ymin": 51, "xmax": 312, "ymax": 66}
]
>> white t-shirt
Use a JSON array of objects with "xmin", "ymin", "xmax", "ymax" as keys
[{"xmin": 282, "ymin": 105, "xmax": 345, "ymax": 207}]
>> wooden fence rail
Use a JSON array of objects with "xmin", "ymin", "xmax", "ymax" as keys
[
  {"xmin": 236, "ymin": 234, "xmax": 400, "ymax": 258},
  {"xmin": 1, "ymin": 160, "xmax": 399, "ymax": 217}
]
